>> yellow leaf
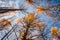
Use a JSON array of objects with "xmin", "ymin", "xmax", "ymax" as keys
[
  {"xmin": 20, "ymin": 32, "xmax": 24, "ymax": 38},
  {"xmin": 36, "ymin": 6, "xmax": 44, "ymax": 12},
  {"xmin": 0, "ymin": 18, "xmax": 11, "ymax": 30},
  {"xmin": 24, "ymin": 13, "xmax": 36, "ymax": 24},
  {"xmin": 1, "ymin": 18, "xmax": 11, "ymax": 25},
  {"xmin": 51, "ymin": 27, "xmax": 58, "ymax": 36}
]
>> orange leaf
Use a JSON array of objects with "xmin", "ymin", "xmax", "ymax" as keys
[
  {"xmin": 24, "ymin": 13, "xmax": 36, "ymax": 24},
  {"xmin": 0, "ymin": 18, "xmax": 11, "ymax": 30},
  {"xmin": 51, "ymin": 27, "xmax": 58, "ymax": 36},
  {"xmin": 36, "ymin": 6, "xmax": 44, "ymax": 12},
  {"xmin": 20, "ymin": 32, "xmax": 24, "ymax": 38}
]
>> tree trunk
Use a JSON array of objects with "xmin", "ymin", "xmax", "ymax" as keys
[{"xmin": 22, "ymin": 25, "xmax": 30, "ymax": 40}]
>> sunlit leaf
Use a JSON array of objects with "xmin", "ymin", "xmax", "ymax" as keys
[
  {"xmin": 51, "ymin": 27, "xmax": 58, "ymax": 36},
  {"xmin": 1, "ymin": 18, "xmax": 11, "ymax": 25},
  {"xmin": 0, "ymin": 18, "xmax": 11, "ymax": 30},
  {"xmin": 36, "ymin": 6, "xmax": 45, "ymax": 12},
  {"xmin": 24, "ymin": 13, "xmax": 36, "ymax": 24},
  {"xmin": 20, "ymin": 32, "xmax": 25, "ymax": 38}
]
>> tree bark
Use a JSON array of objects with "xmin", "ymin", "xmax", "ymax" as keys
[{"xmin": 22, "ymin": 25, "xmax": 30, "ymax": 40}]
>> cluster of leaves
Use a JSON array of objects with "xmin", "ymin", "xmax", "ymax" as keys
[
  {"xmin": 17, "ymin": 12, "xmax": 47, "ymax": 40},
  {"xmin": 0, "ymin": 18, "xmax": 11, "ymax": 30},
  {"xmin": 50, "ymin": 27, "xmax": 60, "ymax": 40}
]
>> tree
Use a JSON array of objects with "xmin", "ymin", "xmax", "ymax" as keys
[{"xmin": 18, "ymin": 13, "xmax": 47, "ymax": 40}]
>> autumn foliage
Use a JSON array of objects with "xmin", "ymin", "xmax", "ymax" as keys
[
  {"xmin": 0, "ymin": 0, "xmax": 59, "ymax": 40},
  {"xmin": 24, "ymin": 13, "xmax": 36, "ymax": 24},
  {"xmin": 51, "ymin": 27, "xmax": 58, "ymax": 36},
  {"xmin": 36, "ymin": 6, "xmax": 45, "ymax": 12},
  {"xmin": 0, "ymin": 18, "xmax": 11, "ymax": 30}
]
